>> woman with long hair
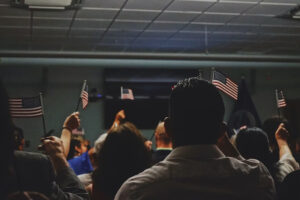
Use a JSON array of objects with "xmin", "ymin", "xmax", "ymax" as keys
[{"xmin": 92, "ymin": 122, "xmax": 151, "ymax": 200}]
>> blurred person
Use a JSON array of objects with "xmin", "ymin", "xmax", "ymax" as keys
[
  {"xmin": 12, "ymin": 126, "xmax": 25, "ymax": 151},
  {"xmin": 152, "ymin": 121, "xmax": 172, "ymax": 164},
  {"xmin": 115, "ymin": 77, "xmax": 276, "ymax": 200},
  {"xmin": 236, "ymin": 124, "xmax": 299, "ymax": 184},
  {"xmin": 235, "ymin": 128, "xmax": 275, "ymax": 176},
  {"xmin": 263, "ymin": 116, "xmax": 290, "ymax": 154},
  {"xmin": 67, "ymin": 135, "xmax": 88, "ymax": 160},
  {"xmin": 274, "ymin": 123, "xmax": 299, "ymax": 183},
  {"xmin": 278, "ymin": 170, "xmax": 300, "ymax": 200},
  {"xmin": 0, "ymin": 80, "xmax": 88, "ymax": 200},
  {"xmin": 92, "ymin": 122, "xmax": 151, "ymax": 200}
]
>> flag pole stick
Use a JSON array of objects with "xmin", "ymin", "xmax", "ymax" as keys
[
  {"xmin": 275, "ymin": 89, "xmax": 281, "ymax": 117},
  {"xmin": 75, "ymin": 80, "xmax": 87, "ymax": 111},
  {"xmin": 121, "ymin": 86, "xmax": 123, "ymax": 100},
  {"xmin": 39, "ymin": 92, "xmax": 47, "ymax": 137},
  {"xmin": 210, "ymin": 67, "xmax": 215, "ymax": 83}
]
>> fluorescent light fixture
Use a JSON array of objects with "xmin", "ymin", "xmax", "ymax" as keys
[{"xmin": 11, "ymin": 0, "xmax": 81, "ymax": 10}]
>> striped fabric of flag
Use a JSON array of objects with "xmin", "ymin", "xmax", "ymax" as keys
[
  {"xmin": 212, "ymin": 70, "xmax": 238, "ymax": 100},
  {"xmin": 276, "ymin": 90, "xmax": 287, "ymax": 108},
  {"xmin": 81, "ymin": 84, "xmax": 89, "ymax": 109},
  {"xmin": 121, "ymin": 88, "xmax": 134, "ymax": 100},
  {"xmin": 9, "ymin": 96, "xmax": 43, "ymax": 118}
]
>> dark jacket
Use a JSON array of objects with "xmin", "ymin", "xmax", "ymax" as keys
[{"xmin": 8, "ymin": 151, "xmax": 89, "ymax": 200}]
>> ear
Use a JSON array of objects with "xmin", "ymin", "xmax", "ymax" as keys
[
  {"xmin": 74, "ymin": 145, "xmax": 82, "ymax": 153},
  {"xmin": 164, "ymin": 117, "xmax": 173, "ymax": 139}
]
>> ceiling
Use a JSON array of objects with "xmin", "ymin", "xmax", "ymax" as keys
[{"xmin": 0, "ymin": 0, "xmax": 300, "ymax": 57}]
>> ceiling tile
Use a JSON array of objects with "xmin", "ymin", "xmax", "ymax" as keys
[
  {"xmin": 217, "ymin": 24, "xmax": 259, "ymax": 33},
  {"xmin": 229, "ymin": 15, "xmax": 268, "ymax": 25},
  {"xmin": 173, "ymin": 31, "xmax": 204, "ymax": 39},
  {"xmin": 166, "ymin": 1, "xmax": 215, "ymax": 12},
  {"xmin": 195, "ymin": 13, "xmax": 234, "ymax": 23},
  {"xmin": 0, "ymin": 18, "xmax": 30, "ymax": 26},
  {"xmin": 140, "ymin": 31, "xmax": 175, "ymax": 39},
  {"xmin": 117, "ymin": 10, "xmax": 158, "ymax": 21},
  {"xmin": 72, "ymin": 20, "xmax": 110, "ymax": 29},
  {"xmin": 84, "ymin": 0, "xmax": 127, "ymax": 8},
  {"xmin": 32, "ymin": 28, "xmax": 68, "ymax": 36},
  {"xmin": 0, "ymin": 27, "xmax": 29, "ymax": 36},
  {"xmin": 124, "ymin": 0, "xmax": 172, "ymax": 10},
  {"xmin": 106, "ymin": 30, "xmax": 140, "ymax": 37},
  {"xmin": 33, "ymin": 10, "xmax": 75, "ymax": 18},
  {"xmin": 147, "ymin": 22, "xmax": 185, "ymax": 31},
  {"xmin": 207, "ymin": 2, "xmax": 253, "ymax": 13},
  {"xmin": 102, "ymin": 36, "xmax": 135, "ymax": 45},
  {"xmin": 110, "ymin": 21, "xmax": 148, "ymax": 30},
  {"xmin": 77, "ymin": 10, "xmax": 118, "ymax": 19},
  {"xmin": 0, "ymin": 7, "xmax": 30, "ymax": 17},
  {"xmin": 246, "ymin": 4, "xmax": 296, "ymax": 15},
  {"xmin": 33, "ymin": 19, "xmax": 71, "ymax": 28},
  {"xmin": 69, "ymin": 29, "xmax": 104, "ymax": 37},
  {"xmin": 63, "ymin": 43, "xmax": 94, "ymax": 51},
  {"xmin": 157, "ymin": 12, "xmax": 198, "ymax": 22}
]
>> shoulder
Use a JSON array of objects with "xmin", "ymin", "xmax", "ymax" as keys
[
  {"xmin": 14, "ymin": 151, "xmax": 52, "ymax": 167},
  {"xmin": 115, "ymin": 162, "xmax": 170, "ymax": 200}
]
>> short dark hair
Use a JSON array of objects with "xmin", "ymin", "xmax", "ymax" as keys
[
  {"xmin": 92, "ymin": 122, "xmax": 151, "ymax": 198},
  {"xmin": 235, "ymin": 127, "xmax": 274, "ymax": 174},
  {"xmin": 169, "ymin": 77, "xmax": 225, "ymax": 146}
]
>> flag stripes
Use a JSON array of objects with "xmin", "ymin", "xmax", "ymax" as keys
[
  {"xmin": 212, "ymin": 70, "xmax": 238, "ymax": 100},
  {"xmin": 276, "ymin": 90, "xmax": 287, "ymax": 108},
  {"xmin": 9, "ymin": 97, "xmax": 43, "ymax": 118},
  {"xmin": 81, "ymin": 84, "xmax": 89, "ymax": 109},
  {"xmin": 121, "ymin": 87, "xmax": 134, "ymax": 100}
]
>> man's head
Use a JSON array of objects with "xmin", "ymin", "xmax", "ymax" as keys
[
  {"xmin": 165, "ymin": 77, "xmax": 225, "ymax": 147},
  {"xmin": 155, "ymin": 122, "xmax": 172, "ymax": 148}
]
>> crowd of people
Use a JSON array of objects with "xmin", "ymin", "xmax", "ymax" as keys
[{"xmin": 1, "ymin": 77, "xmax": 300, "ymax": 200}]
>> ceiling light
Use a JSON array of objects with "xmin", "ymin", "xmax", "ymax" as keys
[{"xmin": 11, "ymin": 0, "xmax": 82, "ymax": 10}]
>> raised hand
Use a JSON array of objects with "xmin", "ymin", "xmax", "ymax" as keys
[{"xmin": 63, "ymin": 112, "xmax": 80, "ymax": 131}]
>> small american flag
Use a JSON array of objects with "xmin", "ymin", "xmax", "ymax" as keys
[
  {"xmin": 276, "ymin": 90, "xmax": 287, "ymax": 108},
  {"xmin": 212, "ymin": 70, "xmax": 238, "ymax": 100},
  {"xmin": 81, "ymin": 83, "xmax": 89, "ymax": 109},
  {"xmin": 9, "ymin": 96, "xmax": 43, "ymax": 118},
  {"xmin": 121, "ymin": 87, "xmax": 134, "ymax": 100}
]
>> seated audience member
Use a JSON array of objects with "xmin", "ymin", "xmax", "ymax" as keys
[
  {"xmin": 152, "ymin": 121, "xmax": 172, "ymax": 164},
  {"xmin": 263, "ymin": 116, "xmax": 290, "ymax": 156},
  {"xmin": 235, "ymin": 127, "xmax": 275, "ymax": 176},
  {"xmin": 62, "ymin": 110, "xmax": 126, "ymax": 179},
  {"xmin": 0, "ymin": 80, "xmax": 88, "ymax": 200},
  {"xmin": 228, "ymin": 110, "xmax": 257, "ymax": 137},
  {"xmin": 12, "ymin": 126, "xmax": 25, "ymax": 151},
  {"xmin": 7, "ymin": 191, "xmax": 49, "ymax": 200},
  {"xmin": 278, "ymin": 170, "xmax": 300, "ymax": 200},
  {"xmin": 235, "ymin": 126, "xmax": 299, "ymax": 184},
  {"xmin": 115, "ymin": 77, "xmax": 276, "ymax": 200},
  {"xmin": 67, "ymin": 135, "xmax": 88, "ymax": 160},
  {"xmin": 273, "ymin": 123, "xmax": 299, "ymax": 182},
  {"xmin": 92, "ymin": 122, "xmax": 151, "ymax": 200}
]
